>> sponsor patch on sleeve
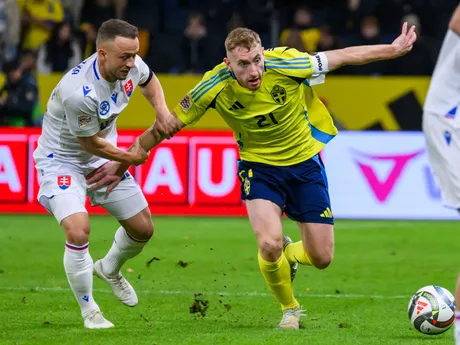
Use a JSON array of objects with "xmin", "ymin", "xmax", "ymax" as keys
[
  {"xmin": 78, "ymin": 115, "xmax": 92, "ymax": 128},
  {"xmin": 179, "ymin": 94, "xmax": 192, "ymax": 112}
]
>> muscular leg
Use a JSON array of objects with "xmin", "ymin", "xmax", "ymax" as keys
[
  {"xmin": 246, "ymin": 199, "xmax": 299, "ymax": 311},
  {"xmin": 99, "ymin": 206, "xmax": 153, "ymax": 277},
  {"xmin": 284, "ymin": 222, "xmax": 334, "ymax": 269},
  {"xmin": 48, "ymin": 194, "xmax": 112, "ymax": 328},
  {"xmin": 94, "ymin": 191, "xmax": 153, "ymax": 307},
  {"xmin": 59, "ymin": 210, "xmax": 100, "ymax": 318}
]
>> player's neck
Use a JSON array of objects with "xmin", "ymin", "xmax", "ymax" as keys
[{"xmin": 97, "ymin": 60, "xmax": 117, "ymax": 84}]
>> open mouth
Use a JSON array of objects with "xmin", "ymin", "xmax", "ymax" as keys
[{"xmin": 248, "ymin": 78, "xmax": 260, "ymax": 86}]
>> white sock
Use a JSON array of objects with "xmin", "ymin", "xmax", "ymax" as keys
[
  {"xmin": 455, "ymin": 311, "xmax": 460, "ymax": 341},
  {"xmin": 100, "ymin": 227, "xmax": 148, "ymax": 277},
  {"xmin": 64, "ymin": 243, "xmax": 99, "ymax": 318}
]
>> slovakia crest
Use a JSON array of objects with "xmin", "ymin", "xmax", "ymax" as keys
[
  {"xmin": 124, "ymin": 79, "xmax": 134, "ymax": 97},
  {"xmin": 57, "ymin": 176, "xmax": 72, "ymax": 190}
]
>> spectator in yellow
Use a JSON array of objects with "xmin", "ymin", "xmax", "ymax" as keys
[
  {"xmin": 18, "ymin": 0, "xmax": 64, "ymax": 51},
  {"xmin": 279, "ymin": 6, "xmax": 320, "ymax": 53}
]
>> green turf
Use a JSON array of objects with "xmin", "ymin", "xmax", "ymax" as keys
[{"xmin": 0, "ymin": 215, "xmax": 458, "ymax": 344}]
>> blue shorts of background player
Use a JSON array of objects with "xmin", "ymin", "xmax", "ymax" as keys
[{"xmin": 237, "ymin": 154, "xmax": 333, "ymax": 225}]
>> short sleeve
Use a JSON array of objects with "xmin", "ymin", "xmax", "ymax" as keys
[
  {"xmin": 173, "ymin": 65, "xmax": 230, "ymax": 125},
  {"xmin": 135, "ymin": 55, "xmax": 153, "ymax": 86},
  {"xmin": 309, "ymin": 52, "xmax": 329, "ymax": 86},
  {"xmin": 62, "ymin": 91, "xmax": 99, "ymax": 137},
  {"xmin": 265, "ymin": 47, "xmax": 314, "ymax": 80},
  {"xmin": 265, "ymin": 47, "xmax": 328, "ymax": 85}
]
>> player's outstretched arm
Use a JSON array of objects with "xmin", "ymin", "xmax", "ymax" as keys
[
  {"xmin": 77, "ymin": 135, "xmax": 148, "ymax": 166},
  {"xmin": 326, "ymin": 22, "xmax": 417, "ymax": 71}
]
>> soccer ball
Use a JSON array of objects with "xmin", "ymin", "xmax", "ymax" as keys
[{"xmin": 408, "ymin": 285, "xmax": 455, "ymax": 335}]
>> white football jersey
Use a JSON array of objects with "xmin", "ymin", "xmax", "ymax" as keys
[
  {"xmin": 33, "ymin": 53, "xmax": 152, "ymax": 174},
  {"xmin": 424, "ymin": 29, "xmax": 460, "ymax": 121}
]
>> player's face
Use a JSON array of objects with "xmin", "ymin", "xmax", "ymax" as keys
[
  {"xmin": 225, "ymin": 44, "xmax": 265, "ymax": 90},
  {"xmin": 98, "ymin": 36, "xmax": 139, "ymax": 82}
]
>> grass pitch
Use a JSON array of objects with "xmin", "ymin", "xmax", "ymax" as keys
[{"xmin": 0, "ymin": 215, "xmax": 458, "ymax": 344}]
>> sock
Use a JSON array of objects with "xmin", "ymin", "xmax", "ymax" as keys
[
  {"xmin": 284, "ymin": 241, "xmax": 312, "ymax": 266},
  {"xmin": 455, "ymin": 310, "xmax": 460, "ymax": 331},
  {"xmin": 100, "ymin": 227, "xmax": 149, "ymax": 277},
  {"xmin": 64, "ymin": 243, "xmax": 99, "ymax": 318},
  {"xmin": 258, "ymin": 251, "xmax": 299, "ymax": 310}
]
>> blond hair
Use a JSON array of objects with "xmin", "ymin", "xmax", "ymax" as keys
[{"xmin": 225, "ymin": 28, "xmax": 261, "ymax": 52}]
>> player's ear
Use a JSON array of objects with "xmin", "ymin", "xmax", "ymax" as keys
[
  {"xmin": 97, "ymin": 48, "xmax": 106, "ymax": 61},
  {"xmin": 223, "ymin": 57, "xmax": 232, "ymax": 71}
]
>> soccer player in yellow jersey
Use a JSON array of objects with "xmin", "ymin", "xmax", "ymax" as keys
[{"xmin": 89, "ymin": 23, "xmax": 417, "ymax": 329}]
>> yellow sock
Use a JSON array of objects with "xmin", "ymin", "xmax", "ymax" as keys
[
  {"xmin": 284, "ymin": 241, "xmax": 312, "ymax": 266},
  {"xmin": 258, "ymin": 251, "xmax": 299, "ymax": 310}
]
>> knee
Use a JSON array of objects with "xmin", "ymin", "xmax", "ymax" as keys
[
  {"xmin": 65, "ymin": 225, "xmax": 90, "ymax": 246},
  {"xmin": 258, "ymin": 237, "xmax": 283, "ymax": 261},
  {"xmin": 143, "ymin": 221, "xmax": 154, "ymax": 239},
  {"xmin": 310, "ymin": 250, "xmax": 334, "ymax": 270},
  {"xmin": 125, "ymin": 209, "xmax": 154, "ymax": 241}
]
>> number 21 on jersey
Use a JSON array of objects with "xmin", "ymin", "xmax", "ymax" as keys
[{"xmin": 254, "ymin": 112, "xmax": 278, "ymax": 128}]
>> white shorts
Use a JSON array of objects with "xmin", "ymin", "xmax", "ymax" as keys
[
  {"xmin": 36, "ymin": 162, "xmax": 148, "ymax": 223},
  {"xmin": 423, "ymin": 111, "xmax": 460, "ymax": 209}
]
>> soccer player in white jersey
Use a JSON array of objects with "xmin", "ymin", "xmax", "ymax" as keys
[
  {"xmin": 422, "ymin": 5, "xmax": 460, "ymax": 344},
  {"xmin": 33, "ymin": 19, "xmax": 173, "ymax": 329}
]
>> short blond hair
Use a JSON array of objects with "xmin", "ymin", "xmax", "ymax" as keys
[{"xmin": 225, "ymin": 28, "xmax": 261, "ymax": 52}]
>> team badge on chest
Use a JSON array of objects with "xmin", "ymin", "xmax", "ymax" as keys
[
  {"xmin": 270, "ymin": 85, "xmax": 287, "ymax": 105},
  {"xmin": 57, "ymin": 176, "xmax": 72, "ymax": 190},
  {"xmin": 124, "ymin": 79, "xmax": 134, "ymax": 97}
]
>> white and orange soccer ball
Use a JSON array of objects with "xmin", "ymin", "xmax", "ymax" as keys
[{"xmin": 408, "ymin": 285, "xmax": 455, "ymax": 334}]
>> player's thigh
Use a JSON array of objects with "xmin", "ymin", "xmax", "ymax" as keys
[
  {"xmin": 118, "ymin": 206, "xmax": 153, "ymax": 241},
  {"xmin": 284, "ymin": 154, "xmax": 333, "ymax": 225},
  {"xmin": 37, "ymin": 170, "xmax": 88, "ymax": 225},
  {"xmin": 246, "ymin": 199, "xmax": 284, "ymax": 260},
  {"xmin": 297, "ymin": 222, "xmax": 334, "ymax": 269},
  {"xmin": 59, "ymin": 210, "xmax": 91, "ymax": 246},
  {"xmin": 90, "ymin": 172, "xmax": 153, "ymax": 238},
  {"xmin": 238, "ymin": 160, "xmax": 286, "ymax": 246}
]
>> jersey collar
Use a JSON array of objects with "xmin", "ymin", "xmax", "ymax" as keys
[{"xmin": 93, "ymin": 58, "xmax": 117, "ymax": 86}]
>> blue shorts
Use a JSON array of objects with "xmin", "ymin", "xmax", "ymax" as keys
[{"xmin": 237, "ymin": 155, "xmax": 333, "ymax": 224}]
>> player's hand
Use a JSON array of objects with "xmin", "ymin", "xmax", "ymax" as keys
[
  {"xmin": 86, "ymin": 161, "xmax": 124, "ymax": 192},
  {"xmin": 391, "ymin": 22, "xmax": 417, "ymax": 57},
  {"xmin": 154, "ymin": 109, "xmax": 180, "ymax": 140},
  {"xmin": 129, "ymin": 137, "xmax": 149, "ymax": 166}
]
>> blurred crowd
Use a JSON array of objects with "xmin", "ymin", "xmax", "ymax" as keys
[{"xmin": 0, "ymin": 0, "xmax": 458, "ymax": 126}]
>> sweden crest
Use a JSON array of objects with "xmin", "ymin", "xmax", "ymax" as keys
[{"xmin": 270, "ymin": 85, "xmax": 286, "ymax": 105}]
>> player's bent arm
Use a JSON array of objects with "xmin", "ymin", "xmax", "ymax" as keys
[
  {"xmin": 139, "ymin": 72, "xmax": 169, "ymax": 115},
  {"xmin": 326, "ymin": 22, "xmax": 417, "ymax": 71},
  {"xmin": 77, "ymin": 135, "xmax": 147, "ymax": 166}
]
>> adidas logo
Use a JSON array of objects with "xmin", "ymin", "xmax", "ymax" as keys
[
  {"xmin": 320, "ymin": 207, "xmax": 333, "ymax": 218},
  {"xmin": 229, "ymin": 101, "xmax": 245, "ymax": 110}
]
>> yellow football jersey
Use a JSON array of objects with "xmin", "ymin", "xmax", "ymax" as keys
[{"xmin": 174, "ymin": 47, "xmax": 338, "ymax": 166}]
